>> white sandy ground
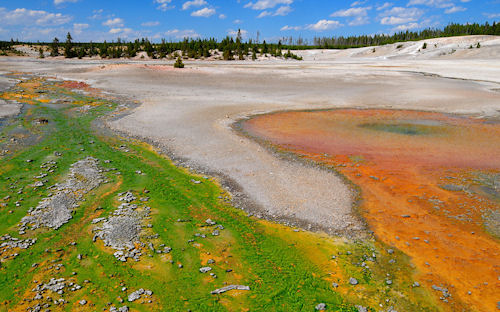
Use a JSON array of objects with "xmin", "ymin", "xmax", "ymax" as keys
[
  {"xmin": 0, "ymin": 74, "xmax": 21, "ymax": 118},
  {"xmin": 1, "ymin": 35, "xmax": 499, "ymax": 235}
]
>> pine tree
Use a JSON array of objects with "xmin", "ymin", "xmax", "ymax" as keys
[
  {"xmin": 174, "ymin": 56, "xmax": 184, "ymax": 68},
  {"xmin": 39, "ymin": 47, "xmax": 44, "ymax": 59},
  {"xmin": 50, "ymin": 37, "xmax": 59, "ymax": 57},
  {"xmin": 64, "ymin": 32, "xmax": 74, "ymax": 58}
]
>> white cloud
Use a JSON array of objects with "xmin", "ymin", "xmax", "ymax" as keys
[
  {"xmin": 191, "ymin": 7, "xmax": 216, "ymax": 17},
  {"xmin": 233, "ymin": 19, "xmax": 243, "ymax": 24},
  {"xmin": 244, "ymin": 0, "xmax": 293, "ymax": 10},
  {"xmin": 154, "ymin": 0, "xmax": 175, "ymax": 11},
  {"xmin": 392, "ymin": 18, "xmax": 435, "ymax": 31},
  {"xmin": 274, "ymin": 6, "xmax": 292, "ymax": 16},
  {"xmin": 89, "ymin": 9, "xmax": 104, "ymax": 20},
  {"xmin": 142, "ymin": 21, "xmax": 160, "ymax": 27},
  {"xmin": 257, "ymin": 11, "xmax": 271, "ymax": 18},
  {"xmin": 109, "ymin": 27, "xmax": 132, "ymax": 35},
  {"xmin": 163, "ymin": 29, "xmax": 200, "ymax": 38},
  {"xmin": 257, "ymin": 5, "xmax": 292, "ymax": 18},
  {"xmin": 377, "ymin": 2, "xmax": 393, "ymax": 11},
  {"xmin": 182, "ymin": 0, "xmax": 207, "ymax": 10},
  {"xmin": 54, "ymin": 0, "xmax": 78, "ymax": 5},
  {"xmin": 330, "ymin": 6, "xmax": 371, "ymax": 26},
  {"xmin": 280, "ymin": 25, "xmax": 302, "ymax": 31},
  {"xmin": 379, "ymin": 7, "xmax": 423, "ymax": 25},
  {"xmin": 331, "ymin": 7, "xmax": 371, "ymax": 17},
  {"xmin": 407, "ymin": 0, "xmax": 453, "ymax": 9},
  {"xmin": 219, "ymin": 14, "xmax": 227, "ymax": 19},
  {"xmin": 351, "ymin": 1, "xmax": 367, "ymax": 6},
  {"xmin": 103, "ymin": 17, "xmax": 124, "ymax": 27},
  {"xmin": 445, "ymin": 6, "xmax": 466, "ymax": 14},
  {"xmin": 0, "ymin": 8, "xmax": 72, "ymax": 26},
  {"xmin": 73, "ymin": 23, "xmax": 89, "ymax": 35},
  {"xmin": 349, "ymin": 16, "xmax": 370, "ymax": 26},
  {"xmin": 306, "ymin": 19, "xmax": 342, "ymax": 31},
  {"xmin": 227, "ymin": 29, "xmax": 248, "ymax": 38},
  {"xmin": 484, "ymin": 12, "xmax": 500, "ymax": 18}
]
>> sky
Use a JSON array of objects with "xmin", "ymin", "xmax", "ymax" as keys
[{"xmin": 0, "ymin": 0, "xmax": 499, "ymax": 42}]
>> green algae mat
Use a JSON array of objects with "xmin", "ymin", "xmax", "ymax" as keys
[{"xmin": 0, "ymin": 75, "xmax": 438, "ymax": 312}]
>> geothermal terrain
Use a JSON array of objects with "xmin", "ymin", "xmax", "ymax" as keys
[{"xmin": 0, "ymin": 35, "xmax": 499, "ymax": 312}]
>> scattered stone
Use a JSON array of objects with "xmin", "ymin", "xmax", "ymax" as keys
[
  {"xmin": 386, "ymin": 279, "xmax": 393, "ymax": 285},
  {"xmin": 349, "ymin": 277, "xmax": 358, "ymax": 285},
  {"xmin": 315, "ymin": 303, "xmax": 326, "ymax": 311},
  {"xmin": 356, "ymin": 306, "xmax": 368, "ymax": 312},
  {"xmin": 210, "ymin": 285, "xmax": 250, "ymax": 295},
  {"xmin": 412, "ymin": 282, "xmax": 420, "ymax": 287},
  {"xmin": 205, "ymin": 219, "xmax": 216, "ymax": 225},
  {"xmin": 387, "ymin": 249, "xmax": 394, "ymax": 254},
  {"xmin": 21, "ymin": 157, "xmax": 104, "ymax": 231},
  {"xmin": 200, "ymin": 267, "xmax": 212, "ymax": 273},
  {"xmin": 79, "ymin": 299, "xmax": 87, "ymax": 305},
  {"xmin": 332, "ymin": 282, "xmax": 339, "ymax": 288},
  {"xmin": 128, "ymin": 288, "xmax": 149, "ymax": 302}
]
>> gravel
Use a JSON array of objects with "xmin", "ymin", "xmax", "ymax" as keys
[{"xmin": 21, "ymin": 157, "xmax": 104, "ymax": 230}]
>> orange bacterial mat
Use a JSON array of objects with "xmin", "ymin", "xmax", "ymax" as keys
[{"xmin": 242, "ymin": 109, "xmax": 500, "ymax": 312}]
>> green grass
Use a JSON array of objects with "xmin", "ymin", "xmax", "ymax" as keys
[{"xmin": 0, "ymin": 77, "xmax": 438, "ymax": 311}]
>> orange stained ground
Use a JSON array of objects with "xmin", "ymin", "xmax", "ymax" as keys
[{"xmin": 242, "ymin": 109, "xmax": 500, "ymax": 312}]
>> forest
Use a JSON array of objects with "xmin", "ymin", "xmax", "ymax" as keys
[{"xmin": 0, "ymin": 22, "xmax": 498, "ymax": 60}]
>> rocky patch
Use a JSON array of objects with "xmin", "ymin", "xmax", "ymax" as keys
[{"xmin": 20, "ymin": 157, "xmax": 104, "ymax": 231}]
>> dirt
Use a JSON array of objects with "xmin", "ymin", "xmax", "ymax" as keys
[{"xmin": 241, "ymin": 109, "xmax": 500, "ymax": 312}]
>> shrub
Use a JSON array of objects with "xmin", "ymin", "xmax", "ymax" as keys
[{"xmin": 174, "ymin": 56, "xmax": 185, "ymax": 68}]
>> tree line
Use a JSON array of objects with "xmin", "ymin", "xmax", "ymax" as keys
[
  {"xmin": 1, "ymin": 21, "xmax": 498, "ymax": 58},
  {"xmin": 305, "ymin": 22, "xmax": 500, "ymax": 49},
  {"xmin": 30, "ymin": 30, "xmax": 303, "ymax": 61}
]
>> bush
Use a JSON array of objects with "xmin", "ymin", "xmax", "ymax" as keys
[{"xmin": 174, "ymin": 56, "xmax": 184, "ymax": 68}]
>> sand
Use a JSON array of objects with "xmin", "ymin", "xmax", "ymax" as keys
[{"xmin": 0, "ymin": 35, "xmax": 499, "ymax": 234}]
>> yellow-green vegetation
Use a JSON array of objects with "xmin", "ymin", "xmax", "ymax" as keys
[{"xmin": 0, "ymin": 76, "xmax": 437, "ymax": 311}]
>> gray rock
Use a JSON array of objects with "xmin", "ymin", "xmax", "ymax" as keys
[
  {"xmin": 356, "ymin": 305, "xmax": 368, "ymax": 312},
  {"xmin": 200, "ymin": 267, "xmax": 212, "ymax": 273},
  {"xmin": 21, "ymin": 157, "xmax": 104, "ymax": 231},
  {"xmin": 349, "ymin": 277, "xmax": 358, "ymax": 285},
  {"xmin": 315, "ymin": 303, "xmax": 326, "ymax": 311},
  {"xmin": 128, "ymin": 289, "xmax": 145, "ymax": 302},
  {"xmin": 79, "ymin": 299, "xmax": 87, "ymax": 305},
  {"xmin": 210, "ymin": 285, "xmax": 250, "ymax": 295}
]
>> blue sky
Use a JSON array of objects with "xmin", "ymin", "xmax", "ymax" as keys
[{"xmin": 0, "ymin": 0, "xmax": 499, "ymax": 42}]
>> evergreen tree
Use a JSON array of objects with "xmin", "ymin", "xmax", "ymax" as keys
[
  {"xmin": 39, "ymin": 47, "xmax": 44, "ymax": 59},
  {"xmin": 64, "ymin": 32, "xmax": 74, "ymax": 58},
  {"xmin": 50, "ymin": 37, "xmax": 59, "ymax": 57},
  {"xmin": 174, "ymin": 56, "xmax": 184, "ymax": 68}
]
